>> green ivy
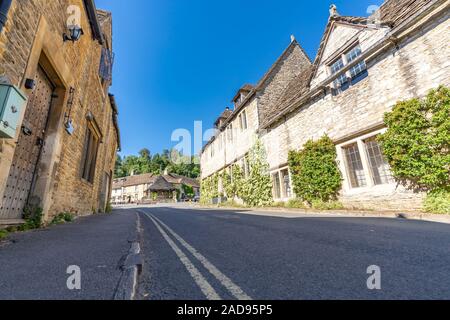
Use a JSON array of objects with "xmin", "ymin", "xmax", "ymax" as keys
[
  {"xmin": 242, "ymin": 139, "xmax": 273, "ymax": 206},
  {"xmin": 288, "ymin": 135, "xmax": 342, "ymax": 204},
  {"xmin": 378, "ymin": 86, "xmax": 450, "ymax": 193},
  {"xmin": 201, "ymin": 139, "xmax": 273, "ymax": 207}
]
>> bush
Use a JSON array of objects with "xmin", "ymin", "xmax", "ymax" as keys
[
  {"xmin": 0, "ymin": 229, "xmax": 8, "ymax": 240},
  {"xmin": 286, "ymin": 199, "xmax": 307, "ymax": 209},
  {"xmin": 424, "ymin": 190, "xmax": 450, "ymax": 214},
  {"xmin": 21, "ymin": 206, "xmax": 43, "ymax": 230},
  {"xmin": 51, "ymin": 212, "xmax": 74, "ymax": 225},
  {"xmin": 288, "ymin": 135, "xmax": 342, "ymax": 204},
  {"xmin": 311, "ymin": 200, "xmax": 345, "ymax": 211},
  {"xmin": 378, "ymin": 86, "xmax": 450, "ymax": 193}
]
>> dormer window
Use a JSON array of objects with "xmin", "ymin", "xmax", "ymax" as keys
[{"xmin": 329, "ymin": 44, "xmax": 368, "ymax": 95}]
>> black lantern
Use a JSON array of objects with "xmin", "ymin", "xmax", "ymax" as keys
[{"xmin": 63, "ymin": 25, "xmax": 84, "ymax": 42}]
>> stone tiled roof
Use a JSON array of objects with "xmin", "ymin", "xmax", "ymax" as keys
[
  {"xmin": 379, "ymin": 0, "xmax": 432, "ymax": 27},
  {"xmin": 260, "ymin": 65, "xmax": 314, "ymax": 128},
  {"xmin": 112, "ymin": 173, "xmax": 200, "ymax": 189},
  {"xmin": 164, "ymin": 173, "xmax": 200, "ymax": 188},
  {"xmin": 147, "ymin": 176, "xmax": 177, "ymax": 192},
  {"xmin": 113, "ymin": 173, "xmax": 155, "ymax": 188},
  {"xmin": 214, "ymin": 108, "xmax": 233, "ymax": 127}
]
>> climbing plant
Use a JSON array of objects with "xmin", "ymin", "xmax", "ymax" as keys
[
  {"xmin": 288, "ymin": 135, "xmax": 342, "ymax": 204},
  {"xmin": 242, "ymin": 139, "xmax": 273, "ymax": 207},
  {"xmin": 378, "ymin": 86, "xmax": 450, "ymax": 193},
  {"xmin": 378, "ymin": 86, "xmax": 450, "ymax": 214}
]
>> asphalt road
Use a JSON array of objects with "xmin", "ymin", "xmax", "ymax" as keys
[
  {"xmin": 136, "ymin": 205, "xmax": 450, "ymax": 300},
  {"xmin": 1, "ymin": 205, "xmax": 449, "ymax": 300}
]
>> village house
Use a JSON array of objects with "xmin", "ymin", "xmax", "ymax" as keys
[
  {"xmin": 112, "ymin": 173, "xmax": 200, "ymax": 204},
  {"xmin": 0, "ymin": 0, "xmax": 120, "ymax": 224},
  {"xmin": 200, "ymin": 0, "xmax": 450, "ymax": 211}
]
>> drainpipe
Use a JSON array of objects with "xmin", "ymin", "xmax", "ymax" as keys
[{"xmin": 0, "ymin": 0, "xmax": 13, "ymax": 33}]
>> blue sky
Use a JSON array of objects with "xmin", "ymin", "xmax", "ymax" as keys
[{"xmin": 95, "ymin": 0, "xmax": 383, "ymax": 157}]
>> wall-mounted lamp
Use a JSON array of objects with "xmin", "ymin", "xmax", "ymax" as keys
[{"xmin": 63, "ymin": 25, "xmax": 84, "ymax": 42}]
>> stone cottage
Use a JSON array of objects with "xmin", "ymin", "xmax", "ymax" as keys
[
  {"xmin": 112, "ymin": 173, "xmax": 200, "ymax": 204},
  {"xmin": 201, "ymin": 0, "xmax": 450, "ymax": 211},
  {"xmin": 0, "ymin": 0, "xmax": 120, "ymax": 224}
]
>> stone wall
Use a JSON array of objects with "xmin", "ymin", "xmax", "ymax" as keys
[
  {"xmin": 0, "ymin": 0, "xmax": 118, "ymax": 220},
  {"xmin": 261, "ymin": 5, "xmax": 450, "ymax": 210}
]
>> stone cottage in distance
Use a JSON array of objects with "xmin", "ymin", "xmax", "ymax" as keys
[
  {"xmin": 201, "ymin": 0, "xmax": 450, "ymax": 211},
  {"xmin": 0, "ymin": 0, "xmax": 120, "ymax": 224}
]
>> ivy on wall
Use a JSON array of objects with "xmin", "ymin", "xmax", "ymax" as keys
[
  {"xmin": 201, "ymin": 139, "xmax": 273, "ymax": 207},
  {"xmin": 379, "ymin": 86, "xmax": 450, "ymax": 214},
  {"xmin": 288, "ymin": 135, "xmax": 342, "ymax": 204}
]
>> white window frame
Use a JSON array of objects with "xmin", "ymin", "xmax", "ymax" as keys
[
  {"xmin": 270, "ymin": 166, "xmax": 293, "ymax": 201},
  {"xmin": 336, "ymin": 129, "xmax": 395, "ymax": 194}
]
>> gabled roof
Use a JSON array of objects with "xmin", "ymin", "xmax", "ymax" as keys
[
  {"xmin": 232, "ymin": 84, "xmax": 254, "ymax": 103},
  {"xmin": 147, "ymin": 176, "xmax": 177, "ymax": 192},
  {"xmin": 214, "ymin": 107, "xmax": 233, "ymax": 128},
  {"xmin": 164, "ymin": 173, "xmax": 200, "ymax": 188},
  {"xmin": 112, "ymin": 173, "xmax": 155, "ymax": 188},
  {"xmin": 221, "ymin": 39, "xmax": 310, "ymax": 126},
  {"xmin": 310, "ymin": 15, "xmax": 373, "ymax": 80},
  {"xmin": 261, "ymin": 65, "xmax": 314, "ymax": 128},
  {"xmin": 311, "ymin": 0, "xmax": 432, "ymax": 79}
]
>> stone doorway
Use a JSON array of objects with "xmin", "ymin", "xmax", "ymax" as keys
[{"xmin": 0, "ymin": 66, "xmax": 55, "ymax": 219}]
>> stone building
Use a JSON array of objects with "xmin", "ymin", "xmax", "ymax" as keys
[
  {"xmin": 112, "ymin": 173, "xmax": 200, "ymax": 204},
  {"xmin": 201, "ymin": 0, "xmax": 450, "ymax": 211},
  {"xmin": 0, "ymin": 0, "xmax": 120, "ymax": 224}
]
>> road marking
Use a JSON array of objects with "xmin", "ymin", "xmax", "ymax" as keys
[
  {"xmin": 144, "ymin": 212, "xmax": 222, "ymax": 300},
  {"xmin": 143, "ymin": 211, "xmax": 252, "ymax": 300}
]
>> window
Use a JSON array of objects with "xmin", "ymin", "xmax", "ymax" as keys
[
  {"xmin": 330, "ymin": 58, "xmax": 348, "ymax": 88},
  {"xmin": 239, "ymin": 110, "xmax": 248, "ymax": 131},
  {"xmin": 272, "ymin": 173, "xmax": 281, "ymax": 199},
  {"xmin": 364, "ymin": 137, "xmax": 394, "ymax": 185},
  {"xmin": 81, "ymin": 126, "xmax": 100, "ymax": 183},
  {"xmin": 210, "ymin": 142, "xmax": 215, "ymax": 158},
  {"xmin": 330, "ymin": 44, "xmax": 367, "ymax": 95},
  {"xmin": 280, "ymin": 169, "xmax": 292, "ymax": 198},
  {"xmin": 343, "ymin": 143, "xmax": 367, "ymax": 188},
  {"xmin": 227, "ymin": 124, "xmax": 233, "ymax": 143}
]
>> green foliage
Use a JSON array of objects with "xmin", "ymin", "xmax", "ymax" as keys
[
  {"xmin": 424, "ymin": 189, "xmax": 450, "ymax": 215},
  {"xmin": 114, "ymin": 148, "xmax": 200, "ymax": 179},
  {"xmin": 378, "ymin": 86, "xmax": 450, "ymax": 193},
  {"xmin": 311, "ymin": 199, "xmax": 344, "ymax": 210},
  {"xmin": 286, "ymin": 199, "xmax": 307, "ymax": 209},
  {"xmin": 182, "ymin": 184, "xmax": 195, "ymax": 198},
  {"xmin": 0, "ymin": 229, "xmax": 8, "ymax": 240},
  {"xmin": 51, "ymin": 212, "xmax": 74, "ymax": 225},
  {"xmin": 288, "ymin": 135, "xmax": 342, "ymax": 204},
  {"xmin": 200, "ymin": 173, "xmax": 219, "ymax": 204},
  {"xmin": 105, "ymin": 202, "xmax": 113, "ymax": 213},
  {"xmin": 242, "ymin": 140, "xmax": 273, "ymax": 207},
  {"xmin": 202, "ymin": 140, "xmax": 273, "ymax": 207},
  {"xmin": 21, "ymin": 205, "xmax": 44, "ymax": 231}
]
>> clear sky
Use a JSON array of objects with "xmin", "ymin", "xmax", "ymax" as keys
[{"xmin": 95, "ymin": 0, "xmax": 383, "ymax": 157}]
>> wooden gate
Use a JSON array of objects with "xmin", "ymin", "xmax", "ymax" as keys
[{"xmin": 0, "ymin": 66, "xmax": 54, "ymax": 219}]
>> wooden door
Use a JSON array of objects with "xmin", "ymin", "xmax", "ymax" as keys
[{"xmin": 0, "ymin": 66, "xmax": 54, "ymax": 219}]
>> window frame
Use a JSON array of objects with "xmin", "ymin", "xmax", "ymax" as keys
[
  {"xmin": 337, "ymin": 129, "xmax": 395, "ymax": 193},
  {"xmin": 81, "ymin": 124, "xmax": 100, "ymax": 184},
  {"xmin": 328, "ymin": 44, "xmax": 367, "ymax": 94}
]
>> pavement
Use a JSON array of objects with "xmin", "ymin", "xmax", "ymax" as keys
[
  {"xmin": 0, "ymin": 209, "xmax": 137, "ymax": 300},
  {"xmin": 1, "ymin": 204, "xmax": 450, "ymax": 300}
]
